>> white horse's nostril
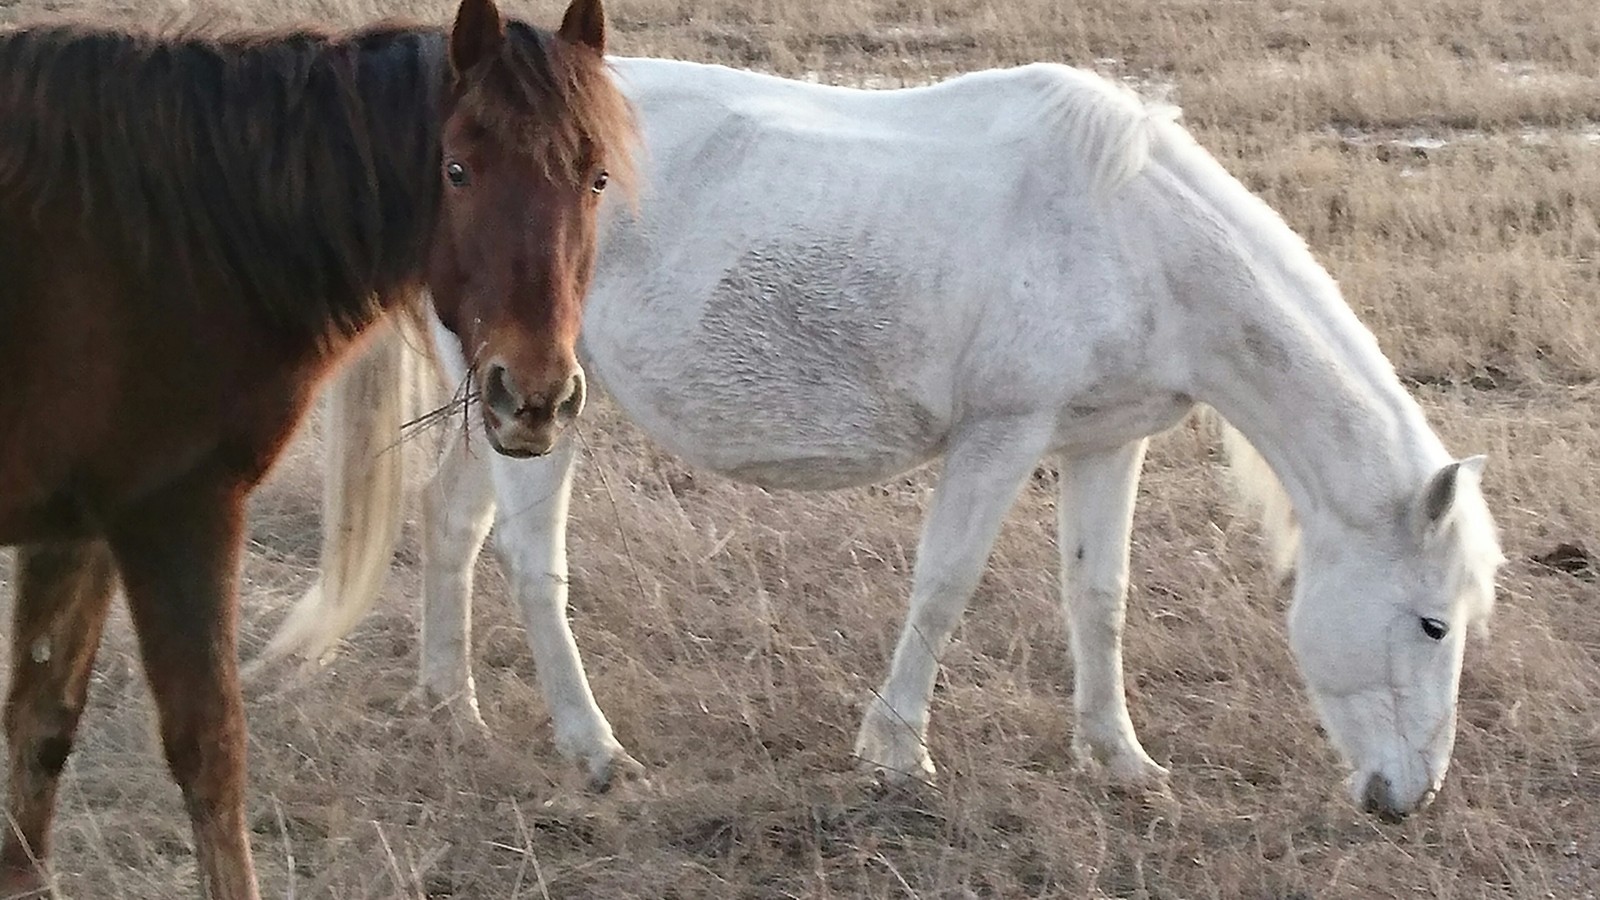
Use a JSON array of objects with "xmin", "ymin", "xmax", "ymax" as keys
[{"xmin": 1361, "ymin": 774, "xmax": 1409, "ymax": 822}]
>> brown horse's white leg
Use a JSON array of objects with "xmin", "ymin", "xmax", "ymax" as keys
[
  {"xmin": 110, "ymin": 477, "xmax": 258, "ymax": 900},
  {"xmin": 1, "ymin": 542, "xmax": 118, "ymax": 896},
  {"xmin": 854, "ymin": 417, "xmax": 1054, "ymax": 783}
]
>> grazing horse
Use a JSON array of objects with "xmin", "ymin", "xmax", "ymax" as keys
[
  {"xmin": 265, "ymin": 58, "xmax": 1503, "ymax": 818},
  {"xmin": 0, "ymin": 0, "xmax": 632, "ymax": 894}
]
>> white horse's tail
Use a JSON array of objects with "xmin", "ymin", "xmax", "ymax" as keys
[
  {"xmin": 1198, "ymin": 407, "xmax": 1301, "ymax": 576},
  {"xmin": 248, "ymin": 314, "xmax": 424, "ymax": 675}
]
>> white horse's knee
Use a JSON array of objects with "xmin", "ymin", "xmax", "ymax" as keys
[
  {"xmin": 423, "ymin": 480, "xmax": 493, "ymax": 556},
  {"xmin": 902, "ymin": 594, "xmax": 966, "ymax": 649},
  {"xmin": 1064, "ymin": 587, "xmax": 1128, "ymax": 641},
  {"xmin": 491, "ymin": 538, "xmax": 563, "ymax": 608}
]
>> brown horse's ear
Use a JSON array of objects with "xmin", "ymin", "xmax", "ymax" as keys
[
  {"xmin": 450, "ymin": 0, "xmax": 506, "ymax": 76},
  {"xmin": 558, "ymin": 0, "xmax": 606, "ymax": 54}
]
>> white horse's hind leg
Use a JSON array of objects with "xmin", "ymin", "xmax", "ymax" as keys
[
  {"xmin": 489, "ymin": 440, "xmax": 644, "ymax": 791},
  {"xmin": 1058, "ymin": 440, "xmax": 1169, "ymax": 787},
  {"xmin": 854, "ymin": 418, "xmax": 1054, "ymax": 783},
  {"xmin": 419, "ymin": 422, "xmax": 497, "ymax": 732}
]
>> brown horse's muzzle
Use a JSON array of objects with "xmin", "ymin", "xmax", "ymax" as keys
[{"xmin": 479, "ymin": 360, "xmax": 586, "ymax": 458}]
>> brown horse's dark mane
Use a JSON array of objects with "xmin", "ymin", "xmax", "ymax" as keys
[{"xmin": 0, "ymin": 16, "xmax": 633, "ymax": 341}]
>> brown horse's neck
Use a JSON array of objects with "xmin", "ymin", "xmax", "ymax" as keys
[{"xmin": 0, "ymin": 23, "xmax": 452, "ymax": 344}]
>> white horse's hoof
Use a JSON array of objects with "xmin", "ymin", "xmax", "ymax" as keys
[
  {"xmin": 404, "ymin": 685, "xmax": 492, "ymax": 738},
  {"xmin": 856, "ymin": 754, "xmax": 937, "ymax": 789},
  {"xmin": 853, "ymin": 711, "xmax": 937, "ymax": 786},
  {"xmin": 583, "ymin": 746, "xmax": 647, "ymax": 793},
  {"xmin": 1072, "ymin": 736, "xmax": 1170, "ymax": 790}
]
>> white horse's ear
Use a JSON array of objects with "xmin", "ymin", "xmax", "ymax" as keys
[
  {"xmin": 1419, "ymin": 455, "xmax": 1487, "ymax": 531},
  {"xmin": 1422, "ymin": 461, "xmax": 1460, "ymax": 527}
]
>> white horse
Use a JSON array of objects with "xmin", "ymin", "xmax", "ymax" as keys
[{"xmin": 256, "ymin": 57, "xmax": 1503, "ymax": 818}]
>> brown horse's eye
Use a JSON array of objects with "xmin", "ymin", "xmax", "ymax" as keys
[
  {"xmin": 445, "ymin": 161, "xmax": 469, "ymax": 187},
  {"xmin": 591, "ymin": 171, "xmax": 609, "ymax": 194}
]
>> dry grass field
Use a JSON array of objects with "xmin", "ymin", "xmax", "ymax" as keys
[{"xmin": 3, "ymin": 0, "xmax": 1599, "ymax": 896}]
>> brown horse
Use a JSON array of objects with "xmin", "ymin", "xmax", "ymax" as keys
[{"xmin": 0, "ymin": 0, "xmax": 633, "ymax": 894}]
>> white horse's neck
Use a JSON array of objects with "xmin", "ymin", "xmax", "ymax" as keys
[{"xmin": 1152, "ymin": 129, "xmax": 1449, "ymax": 535}]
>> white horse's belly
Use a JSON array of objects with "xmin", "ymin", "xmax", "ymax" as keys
[
  {"xmin": 583, "ymin": 237, "xmax": 955, "ymax": 491},
  {"xmin": 682, "ymin": 438, "xmax": 941, "ymax": 492},
  {"xmin": 592, "ymin": 361, "xmax": 947, "ymax": 491}
]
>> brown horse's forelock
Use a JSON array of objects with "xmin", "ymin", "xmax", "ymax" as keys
[
  {"xmin": 463, "ymin": 22, "xmax": 638, "ymax": 198},
  {"xmin": 0, "ymin": 17, "xmax": 631, "ymax": 344}
]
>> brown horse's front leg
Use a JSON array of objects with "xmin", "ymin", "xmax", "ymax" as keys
[
  {"xmin": 108, "ymin": 473, "xmax": 259, "ymax": 900},
  {"xmin": 1, "ymin": 541, "xmax": 118, "ymax": 897}
]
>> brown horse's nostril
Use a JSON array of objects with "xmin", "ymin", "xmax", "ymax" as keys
[
  {"xmin": 484, "ymin": 363, "xmax": 583, "ymax": 430},
  {"xmin": 483, "ymin": 363, "xmax": 521, "ymax": 419},
  {"xmin": 557, "ymin": 369, "xmax": 586, "ymax": 420}
]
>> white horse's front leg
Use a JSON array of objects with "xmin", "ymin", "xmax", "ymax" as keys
[
  {"xmin": 419, "ymin": 422, "xmax": 497, "ymax": 732},
  {"xmin": 1058, "ymin": 440, "xmax": 1168, "ymax": 787},
  {"xmin": 854, "ymin": 418, "xmax": 1054, "ymax": 784},
  {"xmin": 489, "ymin": 441, "xmax": 643, "ymax": 790}
]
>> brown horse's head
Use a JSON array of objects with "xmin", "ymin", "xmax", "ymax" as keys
[{"xmin": 427, "ymin": 0, "xmax": 633, "ymax": 458}]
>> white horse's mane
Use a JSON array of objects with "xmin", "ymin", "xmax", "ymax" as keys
[
  {"xmin": 1012, "ymin": 64, "xmax": 1181, "ymax": 195},
  {"xmin": 1444, "ymin": 472, "xmax": 1505, "ymax": 626}
]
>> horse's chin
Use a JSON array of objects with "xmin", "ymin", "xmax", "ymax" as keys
[
  {"xmin": 490, "ymin": 440, "xmax": 540, "ymax": 459},
  {"xmin": 483, "ymin": 415, "xmax": 555, "ymax": 459}
]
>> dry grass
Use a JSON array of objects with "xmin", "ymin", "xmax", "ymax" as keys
[{"xmin": 2, "ymin": 0, "xmax": 1599, "ymax": 897}]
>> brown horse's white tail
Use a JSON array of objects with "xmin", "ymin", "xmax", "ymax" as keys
[{"xmin": 247, "ymin": 316, "xmax": 424, "ymax": 676}]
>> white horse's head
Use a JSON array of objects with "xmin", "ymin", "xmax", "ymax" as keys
[{"xmin": 1286, "ymin": 456, "xmax": 1502, "ymax": 819}]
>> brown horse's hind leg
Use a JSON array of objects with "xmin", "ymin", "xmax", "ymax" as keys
[
  {"xmin": 1, "ymin": 541, "xmax": 117, "ymax": 896},
  {"xmin": 109, "ymin": 475, "xmax": 259, "ymax": 900}
]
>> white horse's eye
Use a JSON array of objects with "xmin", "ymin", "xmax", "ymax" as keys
[{"xmin": 1419, "ymin": 617, "xmax": 1448, "ymax": 641}]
